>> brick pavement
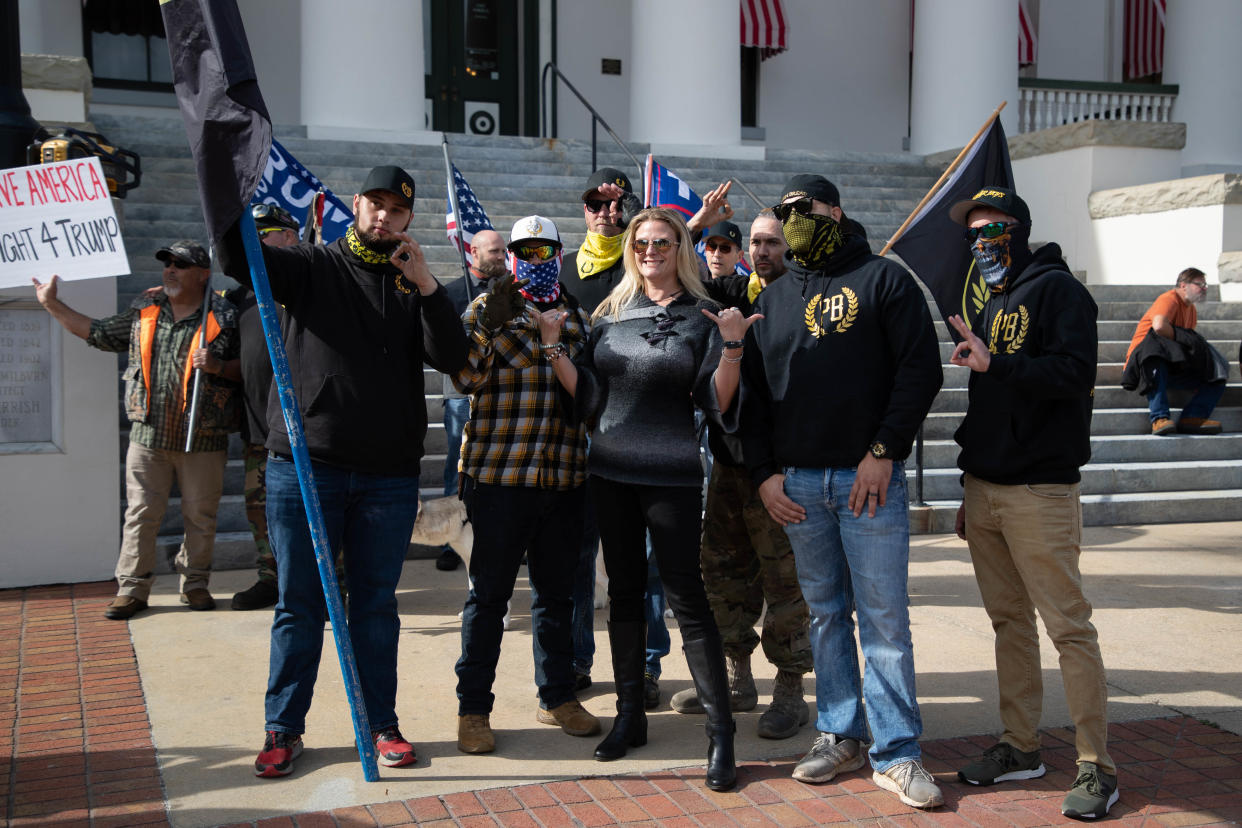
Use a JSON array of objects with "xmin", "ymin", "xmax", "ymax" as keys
[{"xmin": 2, "ymin": 583, "xmax": 1240, "ymax": 828}]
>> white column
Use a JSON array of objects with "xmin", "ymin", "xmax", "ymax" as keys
[
  {"xmin": 629, "ymin": 0, "xmax": 740, "ymax": 150},
  {"xmin": 300, "ymin": 0, "xmax": 426, "ymax": 140},
  {"xmin": 1165, "ymin": 0, "xmax": 1242, "ymax": 175},
  {"xmin": 909, "ymin": 0, "xmax": 1018, "ymax": 155},
  {"xmin": 18, "ymin": 0, "xmax": 83, "ymax": 56}
]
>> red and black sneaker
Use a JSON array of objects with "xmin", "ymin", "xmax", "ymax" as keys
[
  {"xmin": 373, "ymin": 725, "xmax": 417, "ymax": 767},
  {"xmin": 254, "ymin": 730, "xmax": 303, "ymax": 778}
]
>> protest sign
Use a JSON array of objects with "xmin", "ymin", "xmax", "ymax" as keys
[{"xmin": 0, "ymin": 156, "xmax": 131, "ymax": 288}]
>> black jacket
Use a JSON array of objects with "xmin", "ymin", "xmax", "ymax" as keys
[
  {"xmin": 218, "ymin": 225, "xmax": 469, "ymax": 475},
  {"xmin": 954, "ymin": 243, "xmax": 1097, "ymax": 485},
  {"xmin": 741, "ymin": 235, "xmax": 942, "ymax": 484},
  {"xmin": 562, "ymin": 250, "xmax": 625, "ymax": 314},
  {"xmin": 222, "ymin": 286, "xmax": 276, "ymax": 445},
  {"xmin": 1121, "ymin": 325, "xmax": 1228, "ymax": 395}
]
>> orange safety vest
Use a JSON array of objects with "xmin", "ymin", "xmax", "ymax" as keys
[{"xmin": 137, "ymin": 303, "xmax": 224, "ymax": 416}]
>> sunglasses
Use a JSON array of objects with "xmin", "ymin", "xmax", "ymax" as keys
[
  {"xmin": 964, "ymin": 222, "xmax": 1019, "ymax": 243},
  {"xmin": 704, "ymin": 240, "xmax": 736, "ymax": 253},
  {"xmin": 584, "ymin": 198, "xmax": 619, "ymax": 214},
  {"xmin": 772, "ymin": 198, "xmax": 815, "ymax": 222},
  {"xmin": 514, "ymin": 244, "xmax": 559, "ymax": 261},
  {"xmin": 632, "ymin": 238, "xmax": 678, "ymax": 253}
]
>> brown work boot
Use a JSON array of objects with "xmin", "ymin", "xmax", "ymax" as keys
[
  {"xmin": 757, "ymin": 670, "xmax": 809, "ymax": 739},
  {"xmin": 728, "ymin": 654, "xmax": 758, "ymax": 712},
  {"xmin": 536, "ymin": 699, "xmax": 601, "ymax": 736},
  {"xmin": 103, "ymin": 596, "xmax": 147, "ymax": 620},
  {"xmin": 1151, "ymin": 417, "xmax": 1176, "ymax": 435},
  {"xmin": 180, "ymin": 588, "xmax": 216, "ymax": 611},
  {"xmin": 1177, "ymin": 417, "xmax": 1222, "ymax": 435},
  {"xmin": 457, "ymin": 714, "xmax": 495, "ymax": 753}
]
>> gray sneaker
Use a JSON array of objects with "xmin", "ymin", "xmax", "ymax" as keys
[
  {"xmin": 873, "ymin": 759, "xmax": 944, "ymax": 809},
  {"xmin": 958, "ymin": 742, "xmax": 1046, "ymax": 785},
  {"xmin": 792, "ymin": 732, "xmax": 866, "ymax": 783},
  {"xmin": 1061, "ymin": 762, "xmax": 1119, "ymax": 820}
]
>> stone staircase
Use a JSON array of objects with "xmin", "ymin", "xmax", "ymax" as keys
[{"xmin": 87, "ymin": 114, "xmax": 1242, "ymax": 572}]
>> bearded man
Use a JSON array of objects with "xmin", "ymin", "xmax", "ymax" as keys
[{"xmin": 217, "ymin": 165, "xmax": 469, "ymax": 779}]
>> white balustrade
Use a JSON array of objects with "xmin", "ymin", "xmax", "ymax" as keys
[{"xmin": 1017, "ymin": 84, "xmax": 1177, "ymax": 133}]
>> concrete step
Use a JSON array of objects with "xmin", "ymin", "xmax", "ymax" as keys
[
  {"xmin": 910, "ymin": 459, "xmax": 1242, "ymax": 501},
  {"xmin": 917, "ymin": 432, "xmax": 1242, "ymax": 468},
  {"xmin": 929, "ymin": 384, "xmax": 1242, "ymax": 413},
  {"xmin": 921, "ymin": 406, "xmax": 1242, "ymax": 439}
]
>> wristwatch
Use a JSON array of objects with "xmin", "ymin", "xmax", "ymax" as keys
[{"xmin": 869, "ymin": 441, "xmax": 888, "ymax": 460}]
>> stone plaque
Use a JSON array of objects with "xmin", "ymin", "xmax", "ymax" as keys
[{"xmin": 0, "ymin": 308, "xmax": 54, "ymax": 445}]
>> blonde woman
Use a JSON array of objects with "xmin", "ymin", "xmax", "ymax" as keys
[{"xmin": 538, "ymin": 207, "xmax": 761, "ymax": 792}]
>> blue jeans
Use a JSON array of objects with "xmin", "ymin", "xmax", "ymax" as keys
[
  {"xmin": 1145, "ymin": 360, "xmax": 1225, "ymax": 422},
  {"xmin": 645, "ymin": 534, "xmax": 670, "ymax": 677},
  {"xmin": 780, "ymin": 463, "xmax": 923, "ymax": 772},
  {"xmin": 264, "ymin": 456, "xmax": 420, "ymax": 735},
  {"xmin": 442, "ymin": 397, "xmax": 470, "ymax": 496},
  {"xmin": 571, "ymin": 481, "xmax": 599, "ymax": 676},
  {"xmin": 457, "ymin": 481, "xmax": 584, "ymax": 714}
]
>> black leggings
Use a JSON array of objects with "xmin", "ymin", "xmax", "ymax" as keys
[{"xmin": 591, "ymin": 475, "xmax": 718, "ymax": 644}]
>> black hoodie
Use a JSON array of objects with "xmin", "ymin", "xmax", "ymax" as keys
[
  {"xmin": 741, "ymin": 234, "xmax": 942, "ymax": 485},
  {"xmin": 954, "ymin": 242, "xmax": 1097, "ymax": 485}
]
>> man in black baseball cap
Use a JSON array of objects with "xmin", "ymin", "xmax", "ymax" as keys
[
  {"xmin": 251, "ymin": 203, "xmax": 301, "ymax": 248},
  {"xmin": 743, "ymin": 173, "xmax": 944, "ymax": 808},
  {"xmin": 216, "ymin": 162, "xmax": 467, "ymax": 778},
  {"xmin": 34, "ymin": 237, "xmax": 240, "ymax": 621},
  {"xmin": 946, "ymin": 187, "xmax": 1116, "ymax": 818},
  {"xmin": 702, "ymin": 220, "xmax": 744, "ymax": 279}
]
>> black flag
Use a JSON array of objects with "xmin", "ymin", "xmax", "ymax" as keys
[
  {"xmin": 891, "ymin": 118, "xmax": 1013, "ymax": 331},
  {"xmin": 160, "ymin": 0, "xmax": 272, "ymax": 244}
]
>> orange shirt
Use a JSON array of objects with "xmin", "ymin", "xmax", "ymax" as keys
[{"xmin": 1126, "ymin": 288, "xmax": 1197, "ymax": 361}]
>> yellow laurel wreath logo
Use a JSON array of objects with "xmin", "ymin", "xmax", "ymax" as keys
[
  {"xmin": 401, "ymin": 182, "xmax": 413, "ymax": 198},
  {"xmin": 1006, "ymin": 305, "xmax": 1030, "ymax": 354},
  {"xmin": 988, "ymin": 308, "xmax": 1004, "ymax": 354},
  {"xmin": 804, "ymin": 292, "xmax": 824, "ymax": 338},
  {"xmin": 834, "ymin": 287, "xmax": 858, "ymax": 334}
]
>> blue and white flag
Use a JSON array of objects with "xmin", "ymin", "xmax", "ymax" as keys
[
  {"xmin": 251, "ymin": 138, "xmax": 353, "ymax": 243},
  {"xmin": 446, "ymin": 164, "xmax": 494, "ymax": 265},
  {"xmin": 645, "ymin": 154, "xmax": 749, "ymax": 277}
]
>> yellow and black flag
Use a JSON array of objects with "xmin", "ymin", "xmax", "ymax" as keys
[
  {"xmin": 891, "ymin": 117, "xmax": 1013, "ymax": 332},
  {"xmin": 159, "ymin": 0, "xmax": 272, "ymax": 243}
]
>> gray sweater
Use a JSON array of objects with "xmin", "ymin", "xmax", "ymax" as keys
[{"xmin": 576, "ymin": 293, "xmax": 739, "ymax": 487}]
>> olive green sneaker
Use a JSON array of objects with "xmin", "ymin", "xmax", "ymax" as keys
[
  {"xmin": 1061, "ymin": 762, "xmax": 1119, "ymax": 820},
  {"xmin": 958, "ymin": 742, "xmax": 1046, "ymax": 785}
]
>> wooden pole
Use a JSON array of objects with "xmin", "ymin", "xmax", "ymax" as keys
[{"xmin": 879, "ymin": 100, "xmax": 1008, "ymax": 256}]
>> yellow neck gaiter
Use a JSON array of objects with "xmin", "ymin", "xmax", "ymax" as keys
[
  {"xmin": 346, "ymin": 225, "xmax": 390, "ymax": 265},
  {"xmin": 747, "ymin": 273, "xmax": 764, "ymax": 304},
  {"xmin": 576, "ymin": 231, "xmax": 624, "ymax": 280}
]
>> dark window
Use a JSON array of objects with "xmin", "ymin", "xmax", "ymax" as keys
[
  {"xmin": 81, "ymin": 0, "xmax": 173, "ymax": 91},
  {"xmin": 741, "ymin": 46, "xmax": 759, "ymax": 128}
]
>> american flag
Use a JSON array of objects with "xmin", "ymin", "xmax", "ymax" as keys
[
  {"xmin": 1018, "ymin": 0, "xmax": 1037, "ymax": 66},
  {"xmin": 1125, "ymin": 0, "xmax": 1166, "ymax": 80},
  {"xmin": 446, "ymin": 164, "xmax": 493, "ymax": 265}
]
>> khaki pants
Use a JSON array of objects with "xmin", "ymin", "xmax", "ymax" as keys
[
  {"xmin": 963, "ymin": 473, "xmax": 1114, "ymax": 774},
  {"xmin": 116, "ymin": 442, "xmax": 227, "ymax": 600}
]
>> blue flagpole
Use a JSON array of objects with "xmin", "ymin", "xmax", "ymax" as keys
[{"xmin": 238, "ymin": 210, "xmax": 380, "ymax": 782}]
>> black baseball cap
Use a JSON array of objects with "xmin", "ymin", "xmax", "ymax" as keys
[
  {"xmin": 703, "ymin": 220, "xmax": 742, "ymax": 247},
  {"xmin": 359, "ymin": 165, "xmax": 416, "ymax": 209},
  {"xmin": 780, "ymin": 174, "xmax": 840, "ymax": 207},
  {"xmin": 949, "ymin": 186, "xmax": 1031, "ymax": 226},
  {"xmin": 251, "ymin": 202, "xmax": 299, "ymax": 232},
  {"xmin": 155, "ymin": 240, "xmax": 210, "ymax": 268},
  {"xmin": 581, "ymin": 167, "xmax": 633, "ymax": 201}
]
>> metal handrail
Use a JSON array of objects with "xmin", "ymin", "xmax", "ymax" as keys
[{"xmin": 541, "ymin": 62, "xmax": 643, "ymax": 183}]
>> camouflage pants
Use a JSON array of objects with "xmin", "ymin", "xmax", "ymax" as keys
[
  {"xmin": 243, "ymin": 442, "xmax": 276, "ymax": 582},
  {"xmin": 247, "ymin": 443, "xmax": 347, "ymax": 584},
  {"xmin": 700, "ymin": 462, "xmax": 812, "ymax": 673}
]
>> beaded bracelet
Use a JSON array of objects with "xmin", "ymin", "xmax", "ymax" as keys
[{"xmin": 543, "ymin": 342, "xmax": 567, "ymax": 361}]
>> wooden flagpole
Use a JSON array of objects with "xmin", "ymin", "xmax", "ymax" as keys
[{"xmin": 879, "ymin": 100, "xmax": 1008, "ymax": 256}]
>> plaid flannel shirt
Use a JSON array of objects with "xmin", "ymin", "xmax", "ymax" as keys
[
  {"xmin": 87, "ymin": 296, "xmax": 239, "ymax": 452},
  {"xmin": 453, "ymin": 292, "xmax": 590, "ymax": 490}
]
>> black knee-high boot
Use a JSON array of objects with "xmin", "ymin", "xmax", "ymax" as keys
[
  {"xmin": 683, "ymin": 634, "xmax": 737, "ymax": 791},
  {"xmin": 594, "ymin": 619, "xmax": 648, "ymax": 761}
]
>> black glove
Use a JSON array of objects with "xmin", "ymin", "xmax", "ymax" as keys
[
  {"xmin": 618, "ymin": 192, "xmax": 643, "ymax": 231},
  {"xmin": 480, "ymin": 274, "xmax": 528, "ymax": 331}
]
